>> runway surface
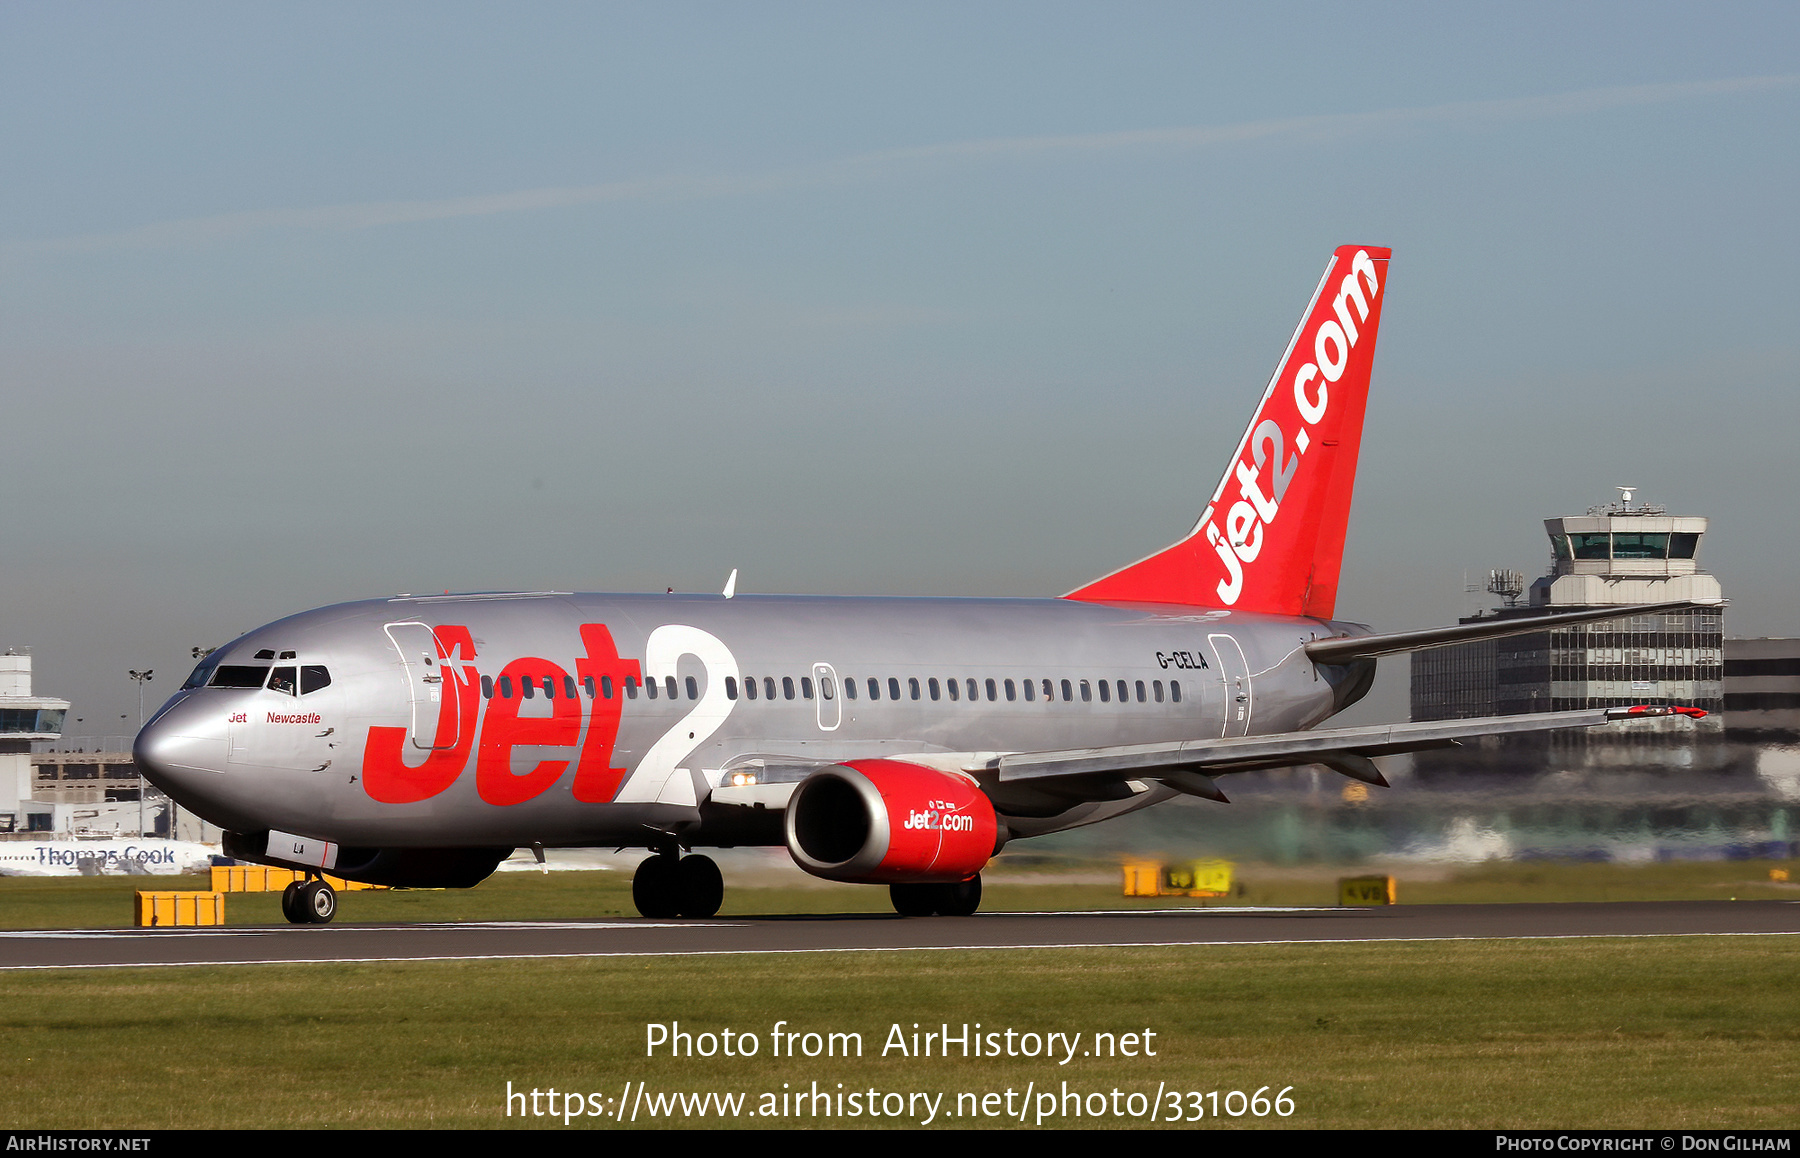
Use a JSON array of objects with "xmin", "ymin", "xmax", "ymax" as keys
[{"xmin": 2, "ymin": 900, "xmax": 1795, "ymax": 970}]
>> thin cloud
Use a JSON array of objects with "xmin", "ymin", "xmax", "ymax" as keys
[{"xmin": 26, "ymin": 74, "xmax": 1798, "ymax": 253}]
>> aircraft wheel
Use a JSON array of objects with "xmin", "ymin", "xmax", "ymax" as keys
[
  {"xmin": 939, "ymin": 875, "xmax": 982, "ymax": 917},
  {"xmin": 675, "ymin": 855, "xmax": 724, "ymax": 918},
  {"xmin": 889, "ymin": 883, "xmax": 938, "ymax": 917},
  {"xmin": 632, "ymin": 855, "xmax": 681, "ymax": 918},
  {"xmin": 298, "ymin": 880, "xmax": 337, "ymax": 924},
  {"xmin": 279, "ymin": 881, "xmax": 307, "ymax": 925}
]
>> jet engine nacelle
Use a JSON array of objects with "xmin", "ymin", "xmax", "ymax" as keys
[{"xmin": 784, "ymin": 759, "xmax": 999, "ymax": 884}]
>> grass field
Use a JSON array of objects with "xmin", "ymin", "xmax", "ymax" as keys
[
  {"xmin": 2, "ymin": 937, "xmax": 1795, "ymax": 1129},
  {"xmin": 1, "ymin": 855, "xmax": 1795, "ymax": 929},
  {"xmin": 2, "ymin": 858, "xmax": 1794, "ymax": 1129}
]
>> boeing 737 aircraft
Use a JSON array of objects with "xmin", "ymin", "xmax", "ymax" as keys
[{"xmin": 135, "ymin": 245, "xmax": 1706, "ymax": 924}]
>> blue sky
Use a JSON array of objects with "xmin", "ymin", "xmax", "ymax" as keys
[{"xmin": 3, "ymin": 2, "xmax": 1797, "ymax": 728}]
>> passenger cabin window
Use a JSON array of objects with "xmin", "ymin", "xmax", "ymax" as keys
[
  {"xmin": 686, "ymin": 675, "xmax": 698, "ymax": 700},
  {"xmin": 522, "ymin": 678, "xmax": 535, "ymax": 700},
  {"xmin": 844, "ymin": 677, "xmax": 856, "ymax": 700},
  {"xmin": 665, "ymin": 676, "xmax": 678, "ymax": 700},
  {"xmin": 909, "ymin": 678, "xmax": 921, "ymax": 701},
  {"xmin": 600, "ymin": 676, "xmax": 613, "ymax": 699},
  {"xmin": 1098, "ymin": 680, "xmax": 1111, "ymax": 703},
  {"xmin": 564, "ymin": 676, "xmax": 577, "ymax": 699},
  {"xmin": 765, "ymin": 677, "xmax": 778, "ymax": 700},
  {"xmin": 625, "ymin": 677, "xmax": 638, "ymax": 700},
  {"xmin": 1023, "ymin": 679, "xmax": 1035, "ymax": 702},
  {"xmin": 782, "ymin": 676, "xmax": 795, "ymax": 701},
  {"xmin": 499, "ymin": 676, "xmax": 513, "ymax": 699},
  {"xmin": 725, "ymin": 676, "xmax": 739, "ymax": 700},
  {"xmin": 888, "ymin": 677, "xmax": 901, "ymax": 701},
  {"xmin": 1079, "ymin": 680, "xmax": 1092, "ymax": 702},
  {"xmin": 946, "ymin": 678, "xmax": 958, "ymax": 702},
  {"xmin": 481, "ymin": 675, "xmax": 495, "ymax": 699},
  {"xmin": 1170, "ymin": 680, "xmax": 1182, "ymax": 703},
  {"xmin": 801, "ymin": 677, "xmax": 813, "ymax": 700},
  {"xmin": 868, "ymin": 678, "xmax": 880, "ymax": 701},
  {"xmin": 745, "ymin": 676, "xmax": 758, "ymax": 700},
  {"xmin": 1060, "ymin": 679, "xmax": 1072, "ymax": 702}
]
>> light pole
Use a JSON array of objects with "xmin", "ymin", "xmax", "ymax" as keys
[{"xmin": 128, "ymin": 670, "xmax": 153, "ymax": 836}]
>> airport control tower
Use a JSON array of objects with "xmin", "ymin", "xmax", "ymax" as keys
[
  {"xmin": 0, "ymin": 652, "xmax": 69, "ymax": 831},
  {"xmin": 1412, "ymin": 493, "xmax": 1724, "ymax": 722}
]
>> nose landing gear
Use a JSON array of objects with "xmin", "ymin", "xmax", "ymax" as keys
[
  {"xmin": 631, "ymin": 851, "xmax": 723, "ymax": 919},
  {"xmin": 280, "ymin": 877, "xmax": 338, "ymax": 925}
]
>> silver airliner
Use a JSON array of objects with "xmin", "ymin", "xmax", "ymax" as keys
[{"xmin": 134, "ymin": 246, "xmax": 1707, "ymax": 924}]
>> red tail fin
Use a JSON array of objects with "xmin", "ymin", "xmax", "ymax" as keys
[{"xmin": 1065, "ymin": 245, "xmax": 1391, "ymax": 618}]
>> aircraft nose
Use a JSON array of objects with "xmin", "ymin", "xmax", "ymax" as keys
[{"xmin": 133, "ymin": 694, "xmax": 230, "ymax": 804}]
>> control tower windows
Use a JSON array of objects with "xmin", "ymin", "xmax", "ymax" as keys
[{"xmin": 1570, "ymin": 534, "xmax": 1611, "ymax": 560}]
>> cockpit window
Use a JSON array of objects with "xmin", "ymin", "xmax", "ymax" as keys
[
  {"xmin": 183, "ymin": 656, "xmax": 221, "ymax": 689},
  {"xmin": 209, "ymin": 665, "xmax": 270, "ymax": 688},
  {"xmin": 268, "ymin": 667, "xmax": 298, "ymax": 696},
  {"xmin": 301, "ymin": 666, "xmax": 331, "ymax": 695}
]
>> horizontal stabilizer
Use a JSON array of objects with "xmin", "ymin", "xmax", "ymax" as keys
[{"xmin": 1304, "ymin": 599, "xmax": 1721, "ymax": 665}]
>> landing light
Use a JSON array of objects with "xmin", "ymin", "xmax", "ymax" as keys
[{"xmin": 728, "ymin": 771, "xmax": 759, "ymax": 788}]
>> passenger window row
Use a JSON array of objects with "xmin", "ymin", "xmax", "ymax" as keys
[{"xmin": 474, "ymin": 670, "xmax": 1183, "ymax": 707}]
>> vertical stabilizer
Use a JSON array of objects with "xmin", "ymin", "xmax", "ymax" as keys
[{"xmin": 1065, "ymin": 245, "xmax": 1390, "ymax": 618}]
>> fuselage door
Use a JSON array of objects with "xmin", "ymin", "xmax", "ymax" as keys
[
  {"xmin": 383, "ymin": 622, "xmax": 456, "ymax": 751},
  {"xmin": 813, "ymin": 663, "xmax": 841, "ymax": 732},
  {"xmin": 1207, "ymin": 633, "xmax": 1253, "ymax": 737}
]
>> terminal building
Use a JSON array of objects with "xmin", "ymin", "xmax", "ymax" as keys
[{"xmin": 1412, "ymin": 496, "xmax": 1725, "ymax": 724}]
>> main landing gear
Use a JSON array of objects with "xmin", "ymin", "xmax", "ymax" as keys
[
  {"xmin": 632, "ymin": 851, "xmax": 724, "ymax": 919},
  {"xmin": 280, "ymin": 876, "xmax": 337, "ymax": 925},
  {"xmin": 889, "ymin": 874, "xmax": 982, "ymax": 917}
]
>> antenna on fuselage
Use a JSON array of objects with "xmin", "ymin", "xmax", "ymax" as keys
[{"xmin": 722, "ymin": 568, "xmax": 738, "ymax": 599}]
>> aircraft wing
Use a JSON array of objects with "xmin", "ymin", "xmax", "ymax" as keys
[{"xmin": 994, "ymin": 704, "xmax": 1705, "ymax": 798}]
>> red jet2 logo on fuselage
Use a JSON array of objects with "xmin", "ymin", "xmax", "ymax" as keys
[{"xmin": 360, "ymin": 624, "xmax": 642, "ymax": 807}]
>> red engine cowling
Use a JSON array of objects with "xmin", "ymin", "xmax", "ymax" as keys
[{"xmin": 785, "ymin": 759, "xmax": 999, "ymax": 884}]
